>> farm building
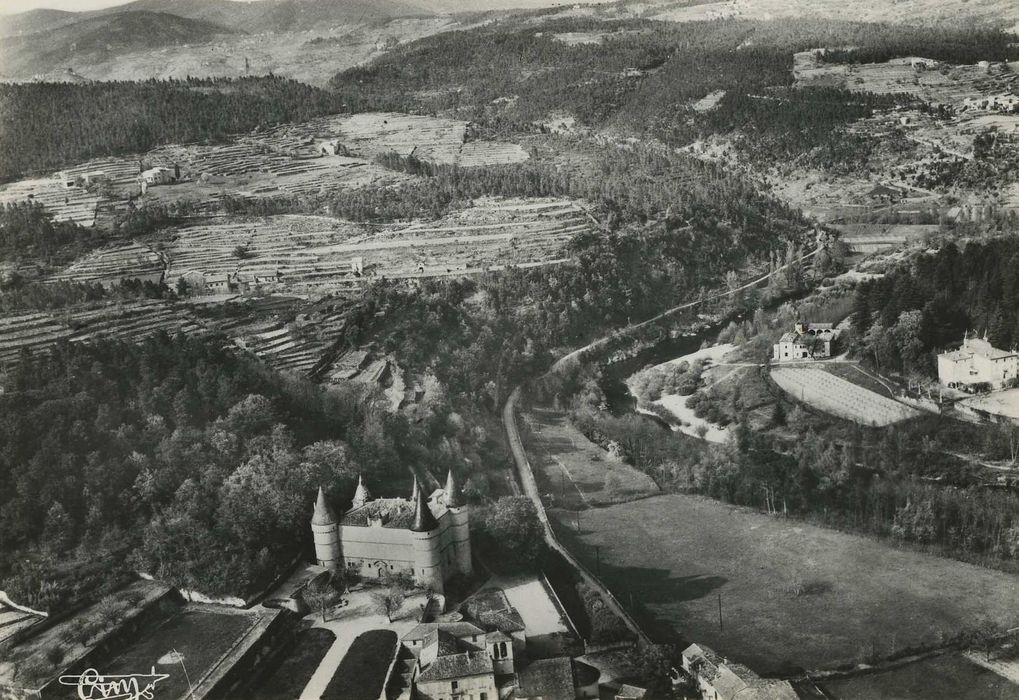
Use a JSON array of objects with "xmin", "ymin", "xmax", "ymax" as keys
[
  {"xmin": 312, "ymin": 473, "xmax": 472, "ymax": 595},
  {"xmin": 937, "ymin": 333, "xmax": 1019, "ymax": 389},
  {"xmin": 140, "ymin": 166, "xmax": 179, "ymax": 189},
  {"xmin": 403, "ymin": 601, "xmax": 595, "ymax": 700},
  {"xmin": 680, "ymin": 644, "xmax": 797, "ymax": 700},
  {"xmin": 772, "ymin": 322, "xmax": 839, "ymax": 361}
]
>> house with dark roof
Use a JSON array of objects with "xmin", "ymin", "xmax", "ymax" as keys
[
  {"xmin": 772, "ymin": 322, "xmax": 839, "ymax": 362},
  {"xmin": 402, "ymin": 621, "xmax": 500, "ymax": 700},
  {"xmin": 459, "ymin": 587, "xmax": 527, "ymax": 661}
]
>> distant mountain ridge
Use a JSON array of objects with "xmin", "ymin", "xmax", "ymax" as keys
[
  {"xmin": 0, "ymin": 0, "xmax": 438, "ymax": 38},
  {"xmin": 0, "ymin": 10, "xmax": 238, "ymax": 77}
]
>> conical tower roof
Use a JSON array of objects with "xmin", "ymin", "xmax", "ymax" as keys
[
  {"xmin": 352, "ymin": 474, "xmax": 370, "ymax": 507},
  {"xmin": 410, "ymin": 483, "xmax": 439, "ymax": 532},
  {"xmin": 445, "ymin": 469, "xmax": 465, "ymax": 508},
  {"xmin": 312, "ymin": 487, "xmax": 337, "ymax": 526}
]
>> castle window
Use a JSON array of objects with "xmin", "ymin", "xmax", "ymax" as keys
[
  {"xmin": 452, "ymin": 681, "xmax": 459, "ymax": 691},
  {"xmin": 481, "ymin": 694, "xmax": 488, "ymax": 700}
]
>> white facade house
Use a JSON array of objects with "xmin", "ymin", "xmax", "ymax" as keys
[
  {"xmin": 773, "ymin": 322, "xmax": 839, "ymax": 362},
  {"xmin": 141, "ymin": 167, "xmax": 176, "ymax": 186},
  {"xmin": 937, "ymin": 335, "xmax": 1019, "ymax": 389}
]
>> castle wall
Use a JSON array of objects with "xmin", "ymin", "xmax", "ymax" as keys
[
  {"xmin": 338, "ymin": 524, "xmax": 416, "ymax": 580},
  {"xmin": 337, "ymin": 511, "xmax": 461, "ymax": 587}
]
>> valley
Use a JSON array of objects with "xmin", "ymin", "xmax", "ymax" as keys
[{"xmin": 3, "ymin": 2, "xmax": 1019, "ymax": 699}]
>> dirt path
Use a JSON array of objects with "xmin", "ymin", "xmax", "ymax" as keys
[
  {"xmin": 299, "ymin": 589, "xmax": 425, "ymax": 700},
  {"xmin": 503, "ymin": 388, "xmax": 652, "ymax": 645}
]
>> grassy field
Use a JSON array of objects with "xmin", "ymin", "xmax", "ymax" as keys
[
  {"xmin": 521, "ymin": 408, "xmax": 659, "ymax": 509},
  {"xmin": 102, "ymin": 608, "xmax": 255, "ymax": 700},
  {"xmin": 819, "ymin": 653, "xmax": 1019, "ymax": 700},
  {"xmin": 549, "ymin": 494, "xmax": 1019, "ymax": 674}
]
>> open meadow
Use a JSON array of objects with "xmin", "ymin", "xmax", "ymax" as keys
[{"xmin": 550, "ymin": 494, "xmax": 1019, "ymax": 674}]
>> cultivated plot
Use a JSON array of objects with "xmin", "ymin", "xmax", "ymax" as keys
[{"xmin": 770, "ymin": 366, "xmax": 919, "ymax": 425}]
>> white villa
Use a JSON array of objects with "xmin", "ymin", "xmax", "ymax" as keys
[
  {"xmin": 937, "ymin": 334, "xmax": 1019, "ymax": 390},
  {"xmin": 773, "ymin": 322, "xmax": 839, "ymax": 362}
]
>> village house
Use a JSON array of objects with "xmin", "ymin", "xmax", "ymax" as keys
[
  {"xmin": 680, "ymin": 644, "xmax": 797, "ymax": 700},
  {"xmin": 141, "ymin": 166, "xmax": 178, "ymax": 187},
  {"xmin": 937, "ymin": 333, "xmax": 1019, "ymax": 390},
  {"xmin": 772, "ymin": 322, "xmax": 839, "ymax": 362}
]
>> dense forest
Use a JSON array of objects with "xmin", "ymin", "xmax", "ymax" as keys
[
  {"xmin": 0, "ymin": 335, "xmax": 505, "ymax": 610},
  {"xmin": 852, "ymin": 237, "xmax": 1019, "ymax": 378},
  {"xmin": 0, "ymin": 76, "xmax": 343, "ymax": 181}
]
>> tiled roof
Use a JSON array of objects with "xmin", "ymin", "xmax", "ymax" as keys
[
  {"xmin": 517, "ymin": 658, "xmax": 575, "ymax": 700},
  {"xmin": 341, "ymin": 498, "xmax": 415, "ymax": 528},
  {"xmin": 616, "ymin": 684, "xmax": 647, "ymax": 700},
  {"xmin": 418, "ymin": 651, "xmax": 493, "ymax": 682},
  {"xmin": 403, "ymin": 621, "xmax": 485, "ymax": 643}
]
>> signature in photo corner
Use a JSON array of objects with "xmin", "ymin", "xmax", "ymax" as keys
[{"xmin": 58, "ymin": 667, "xmax": 171, "ymax": 700}]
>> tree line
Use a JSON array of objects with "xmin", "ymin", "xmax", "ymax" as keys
[{"xmin": 0, "ymin": 77, "xmax": 344, "ymax": 181}]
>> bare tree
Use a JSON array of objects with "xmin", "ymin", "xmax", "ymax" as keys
[
  {"xmin": 372, "ymin": 587, "xmax": 406, "ymax": 623},
  {"xmin": 304, "ymin": 573, "xmax": 342, "ymax": 622}
]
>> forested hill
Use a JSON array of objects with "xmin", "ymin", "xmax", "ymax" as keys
[
  {"xmin": 852, "ymin": 237, "xmax": 1019, "ymax": 378},
  {"xmin": 330, "ymin": 18, "xmax": 1018, "ymax": 163},
  {"xmin": 0, "ymin": 77, "xmax": 343, "ymax": 182}
]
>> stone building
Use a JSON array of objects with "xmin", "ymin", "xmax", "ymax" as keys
[
  {"xmin": 772, "ymin": 322, "xmax": 839, "ymax": 361},
  {"xmin": 938, "ymin": 333, "xmax": 1019, "ymax": 390},
  {"xmin": 311, "ymin": 472, "xmax": 472, "ymax": 594}
]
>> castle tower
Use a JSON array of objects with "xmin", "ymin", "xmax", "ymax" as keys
[
  {"xmin": 409, "ymin": 481, "xmax": 443, "ymax": 594},
  {"xmin": 352, "ymin": 474, "xmax": 370, "ymax": 510},
  {"xmin": 444, "ymin": 469, "xmax": 473, "ymax": 577},
  {"xmin": 311, "ymin": 487, "xmax": 340, "ymax": 571}
]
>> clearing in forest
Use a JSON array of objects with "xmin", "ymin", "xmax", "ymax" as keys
[
  {"xmin": 550, "ymin": 494, "xmax": 1019, "ymax": 674},
  {"xmin": 770, "ymin": 366, "xmax": 919, "ymax": 425}
]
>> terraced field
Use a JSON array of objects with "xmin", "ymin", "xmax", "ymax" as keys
[
  {"xmin": 162, "ymin": 198, "xmax": 589, "ymax": 295},
  {"xmin": 49, "ymin": 241, "xmax": 165, "ymax": 286},
  {"xmin": 0, "ymin": 177, "xmax": 100, "ymax": 226},
  {"xmin": 770, "ymin": 366, "xmax": 920, "ymax": 426},
  {"xmin": 0, "ymin": 301, "xmax": 207, "ymax": 368}
]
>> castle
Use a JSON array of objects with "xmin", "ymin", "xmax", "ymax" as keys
[{"xmin": 311, "ymin": 471, "xmax": 472, "ymax": 594}]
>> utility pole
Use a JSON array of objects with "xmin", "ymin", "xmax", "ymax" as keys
[
  {"xmin": 595, "ymin": 545, "xmax": 601, "ymax": 576},
  {"xmin": 575, "ymin": 509, "xmax": 581, "ymax": 532},
  {"xmin": 718, "ymin": 594, "xmax": 723, "ymax": 631}
]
